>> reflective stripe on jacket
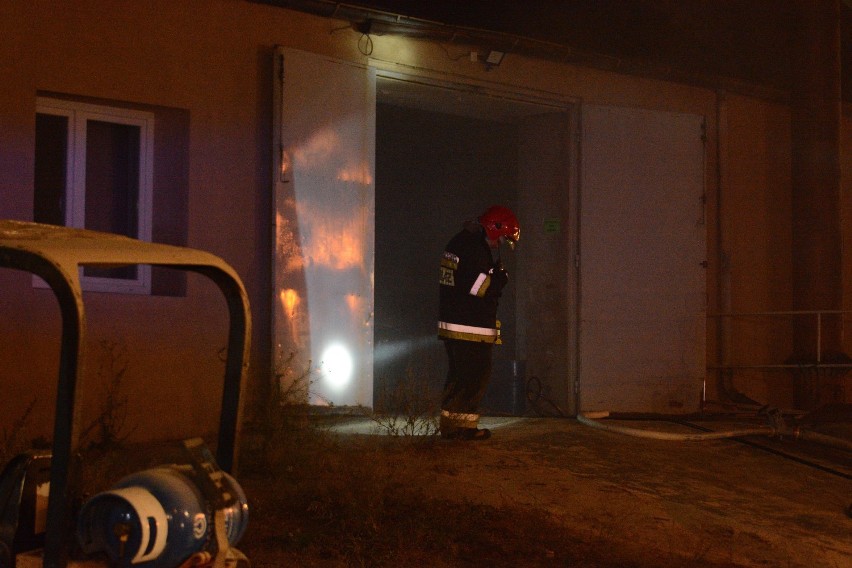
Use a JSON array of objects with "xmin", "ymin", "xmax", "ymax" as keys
[
  {"xmin": 438, "ymin": 222, "xmax": 506, "ymax": 341},
  {"xmin": 437, "ymin": 320, "xmax": 501, "ymax": 344}
]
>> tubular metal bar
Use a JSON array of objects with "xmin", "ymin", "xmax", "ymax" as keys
[
  {"xmin": 0, "ymin": 220, "xmax": 251, "ymax": 568},
  {"xmin": 0, "ymin": 248, "xmax": 84, "ymax": 568},
  {"xmin": 708, "ymin": 364, "xmax": 852, "ymax": 369},
  {"xmin": 708, "ymin": 310, "xmax": 852, "ymax": 367}
]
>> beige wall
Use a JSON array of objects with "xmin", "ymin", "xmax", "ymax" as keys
[
  {"xmin": 714, "ymin": 95, "xmax": 795, "ymax": 406},
  {"xmin": 0, "ymin": 0, "xmax": 847, "ymax": 446},
  {"xmin": 713, "ymin": 95, "xmax": 852, "ymax": 408}
]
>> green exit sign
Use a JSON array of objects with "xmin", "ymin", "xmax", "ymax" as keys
[{"xmin": 544, "ymin": 218, "xmax": 560, "ymax": 234}]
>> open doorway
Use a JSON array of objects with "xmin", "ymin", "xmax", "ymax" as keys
[
  {"xmin": 272, "ymin": 49, "xmax": 704, "ymax": 417},
  {"xmin": 373, "ymin": 75, "xmax": 575, "ymax": 416}
]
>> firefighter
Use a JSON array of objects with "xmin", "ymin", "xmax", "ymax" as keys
[{"xmin": 438, "ymin": 205, "xmax": 520, "ymax": 440}]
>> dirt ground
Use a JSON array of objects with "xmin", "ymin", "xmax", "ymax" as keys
[{"xmin": 234, "ymin": 414, "xmax": 852, "ymax": 568}]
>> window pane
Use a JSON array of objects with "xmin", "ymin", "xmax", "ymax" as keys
[
  {"xmin": 34, "ymin": 113, "xmax": 68, "ymax": 226},
  {"xmin": 84, "ymin": 119, "xmax": 141, "ymax": 280}
]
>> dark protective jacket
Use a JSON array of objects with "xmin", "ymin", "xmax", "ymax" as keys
[{"xmin": 438, "ymin": 221, "xmax": 508, "ymax": 343}]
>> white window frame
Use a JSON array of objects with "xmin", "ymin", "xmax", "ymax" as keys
[{"xmin": 36, "ymin": 97, "xmax": 154, "ymax": 294}]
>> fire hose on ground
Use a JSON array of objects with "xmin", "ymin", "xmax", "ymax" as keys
[
  {"xmin": 525, "ymin": 375, "xmax": 852, "ymax": 452},
  {"xmin": 525, "ymin": 376, "xmax": 852, "ymax": 517},
  {"xmin": 577, "ymin": 410, "xmax": 852, "ymax": 452},
  {"xmin": 577, "ymin": 411, "xmax": 776, "ymax": 441}
]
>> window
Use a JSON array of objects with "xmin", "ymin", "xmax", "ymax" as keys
[{"xmin": 35, "ymin": 97, "xmax": 154, "ymax": 294}]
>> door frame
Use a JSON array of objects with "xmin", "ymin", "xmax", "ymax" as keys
[{"xmin": 370, "ymin": 60, "xmax": 582, "ymax": 415}]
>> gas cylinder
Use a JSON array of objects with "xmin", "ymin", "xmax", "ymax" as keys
[{"xmin": 76, "ymin": 466, "xmax": 248, "ymax": 567}]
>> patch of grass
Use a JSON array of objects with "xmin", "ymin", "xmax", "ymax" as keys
[
  {"xmin": 241, "ymin": 351, "xmax": 317, "ymax": 469},
  {"xmin": 239, "ymin": 433, "xmax": 600, "ymax": 568}
]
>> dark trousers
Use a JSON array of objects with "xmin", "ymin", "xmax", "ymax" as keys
[{"xmin": 441, "ymin": 339, "xmax": 493, "ymax": 417}]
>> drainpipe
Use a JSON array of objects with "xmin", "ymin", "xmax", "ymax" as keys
[{"xmin": 788, "ymin": 0, "xmax": 849, "ymax": 408}]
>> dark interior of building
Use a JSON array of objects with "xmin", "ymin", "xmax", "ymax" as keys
[{"xmin": 374, "ymin": 98, "xmax": 518, "ymax": 407}]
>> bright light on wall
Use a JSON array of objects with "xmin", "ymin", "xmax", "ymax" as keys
[{"xmin": 321, "ymin": 343, "xmax": 354, "ymax": 391}]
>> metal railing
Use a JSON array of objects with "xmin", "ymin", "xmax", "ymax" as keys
[{"xmin": 708, "ymin": 309, "xmax": 852, "ymax": 369}]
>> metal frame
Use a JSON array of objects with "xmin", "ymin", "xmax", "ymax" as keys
[
  {"xmin": 708, "ymin": 309, "xmax": 852, "ymax": 369},
  {"xmin": 0, "ymin": 220, "xmax": 251, "ymax": 568}
]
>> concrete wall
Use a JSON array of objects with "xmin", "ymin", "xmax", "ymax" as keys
[
  {"xmin": 715, "ymin": 94, "xmax": 852, "ymax": 408},
  {"xmin": 713, "ymin": 95, "xmax": 795, "ymax": 406},
  {"xmin": 0, "ymin": 0, "xmax": 848, "ymax": 446}
]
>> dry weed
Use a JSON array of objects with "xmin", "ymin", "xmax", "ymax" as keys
[{"xmin": 370, "ymin": 371, "xmax": 440, "ymax": 438}]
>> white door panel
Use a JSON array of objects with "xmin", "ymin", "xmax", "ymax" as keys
[
  {"xmin": 272, "ymin": 47, "xmax": 376, "ymax": 407},
  {"xmin": 580, "ymin": 105, "xmax": 705, "ymax": 413}
]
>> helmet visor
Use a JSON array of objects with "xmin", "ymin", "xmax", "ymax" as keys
[{"xmin": 502, "ymin": 227, "xmax": 520, "ymax": 249}]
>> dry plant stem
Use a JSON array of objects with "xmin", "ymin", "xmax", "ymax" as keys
[
  {"xmin": 370, "ymin": 374, "xmax": 440, "ymax": 437},
  {"xmin": 0, "ymin": 397, "xmax": 37, "ymax": 466},
  {"xmin": 79, "ymin": 340, "xmax": 135, "ymax": 449}
]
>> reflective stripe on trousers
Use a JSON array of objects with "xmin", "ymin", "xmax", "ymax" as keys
[
  {"xmin": 438, "ymin": 321, "xmax": 500, "ymax": 344},
  {"xmin": 440, "ymin": 409, "xmax": 479, "ymax": 430}
]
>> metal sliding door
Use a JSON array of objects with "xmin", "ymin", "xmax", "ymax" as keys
[
  {"xmin": 579, "ymin": 105, "xmax": 706, "ymax": 413},
  {"xmin": 272, "ymin": 47, "xmax": 376, "ymax": 407}
]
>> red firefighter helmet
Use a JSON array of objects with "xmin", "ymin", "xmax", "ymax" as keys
[{"xmin": 480, "ymin": 205, "xmax": 520, "ymax": 247}]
